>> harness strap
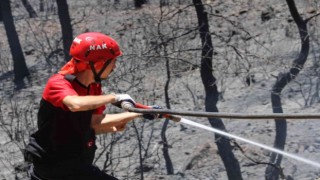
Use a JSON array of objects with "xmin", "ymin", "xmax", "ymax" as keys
[{"xmin": 64, "ymin": 74, "xmax": 76, "ymax": 82}]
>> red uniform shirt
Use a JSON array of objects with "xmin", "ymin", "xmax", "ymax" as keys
[
  {"xmin": 42, "ymin": 74, "xmax": 105, "ymax": 113},
  {"xmin": 28, "ymin": 74, "xmax": 105, "ymax": 163}
]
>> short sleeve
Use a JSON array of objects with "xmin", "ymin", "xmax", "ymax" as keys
[{"xmin": 42, "ymin": 74, "xmax": 78, "ymax": 110}]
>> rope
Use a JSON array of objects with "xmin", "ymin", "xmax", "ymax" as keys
[{"xmin": 125, "ymin": 106, "xmax": 320, "ymax": 120}]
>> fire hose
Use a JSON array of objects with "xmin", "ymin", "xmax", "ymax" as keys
[
  {"xmin": 121, "ymin": 102, "xmax": 320, "ymax": 121},
  {"xmin": 119, "ymin": 101, "xmax": 320, "ymax": 169}
]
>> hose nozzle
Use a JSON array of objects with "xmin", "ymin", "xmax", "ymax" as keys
[
  {"xmin": 134, "ymin": 103, "xmax": 181, "ymax": 122},
  {"xmin": 121, "ymin": 101, "xmax": 135, "ymax": 110},
  {"xmin": 119, "ymin": 102, "xmax": 181, "ymax": 122},
  {"xmin": 163, "ymin": 114, "xmax": 181, "ymax": 122}
]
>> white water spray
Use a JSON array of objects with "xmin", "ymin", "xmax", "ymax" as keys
[{"xmin": 180, "ymin": 118, "xmax": 320, "ymax": 169}]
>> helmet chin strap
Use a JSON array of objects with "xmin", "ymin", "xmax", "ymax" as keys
[{"xmin": 89, "ymin": 60, "xmax": 112, "ymax": 83}]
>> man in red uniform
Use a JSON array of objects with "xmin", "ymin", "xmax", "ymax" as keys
[{"xmin": 25, "ymin": 32, "xmax": 156, "ymax": 179}]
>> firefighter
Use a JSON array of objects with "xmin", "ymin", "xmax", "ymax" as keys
[{"xmin": 24, "ymin": 32, "xmax": 157, "ymax": 179}]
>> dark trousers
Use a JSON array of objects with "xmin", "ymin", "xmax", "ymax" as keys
[{"xmin": 29, "ymin": 163, "xmax": 119, "ymax": 180}]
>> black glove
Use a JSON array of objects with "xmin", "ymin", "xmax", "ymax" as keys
[{"xmin": 142, "ymin": 105, "xmax": 163, "ymax": 120}]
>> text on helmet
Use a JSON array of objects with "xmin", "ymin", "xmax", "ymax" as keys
[
  {"xmin": 90, "ymin": 43, "xmax": 107, "ymax": 51},
  {"xmin": 73, "ymin": 37, "xmax": 82, "ymax": 44}
]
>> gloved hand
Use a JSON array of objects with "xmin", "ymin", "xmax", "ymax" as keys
[
  {"xmin": 112, "ymin": 94, "xmax": 136, "ymax": 109},
  {"xmin": 142, "ymin": 105, "xmax": 163, "ymax": 120}
]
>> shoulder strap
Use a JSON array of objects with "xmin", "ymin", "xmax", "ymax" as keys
[{"xmin": 64, "ymin": 74, "xmax": 76, "ymax": 82}]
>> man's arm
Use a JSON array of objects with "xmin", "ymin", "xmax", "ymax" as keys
[
  {"xmin": 63, "ymin": 94, "xmax": 116, "ymax": 112},
  {"xmin": 91, "ymin": 112, "xmax": 142, "ymax": 134}
]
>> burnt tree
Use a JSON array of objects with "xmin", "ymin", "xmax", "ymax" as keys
[
  {"xmin": 56, "ymin": 0, "xmax": 73, "ymax": 62},
  {"xmin": 39, "ymin": 0, "xmax": 44, "ymax": 12},
  {"xmin": 265, "ymin": 0, "xmax": 311, "ymax": 179},
  {"xmin": 134, "ymin": 0, "xmax": 146, "ymax": 8},
  {"xmin": 157, "ymin": 3, "xmax": 174, "ymax": 173},
  {"xmin": 0, "ymin": 0, "xmax": 30, "ymax": 88},
  {"xmin": 192, "ymin": 0, "xmax": 243, "ymax": 179},
  {"xmin": 21, "ymin": 0, "xmax": 38, "ymax": 18},
  {"xmin": 0, "ymin": 4, "xmax": 2, "ymax": 21},
  {"xmin": 161, "ymin": 46, "xmax": 174, "ymax": 175}
]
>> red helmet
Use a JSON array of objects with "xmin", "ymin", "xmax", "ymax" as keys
[
  {"xmin": 59, "ymin": 32, "xmax": 122, "ymax": 75},
  {"xmin": 69, "ymin": 32, "xmax": 122, "ymax": 63}
]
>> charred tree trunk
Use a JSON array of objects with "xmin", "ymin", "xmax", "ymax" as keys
[
  {"xmin": 192, "ymin": 0, "xmax": 243, "ymax": 179},
  {"xmin": 265, "ymin": 0, "xmax": 310, "ymax": 179},
  {"xmin": 56, "ymin": 0, "xmax": 73, "ymax": 62},
  {"xmin": 134, "ymin": 0, "xmax": 146, "ymax": 8},
  {"xmin": 161, "ymin": 55, "xmax": 174, "ymax": 174},
  {"xmin": 21, "ymin": 0, "xmax": 37, "ymax": 18},
  {"xmin": 39, "ymin": 0, "xmax": 44, "ymax": 12},
  {"xmin": 154, "ymin": 1, "xmax": 174, "ymax": 173},
  {"xmin": 132, "ymin": 121, "xmax": 145, "ymax": 180},
  {"xmin": 1, "ymin": 0, "xmax": 30, "ymax": 89},
  {"xmin": 0, "ymin": 4, "xmax": 2, "ymax": 21},
  {"xmin": 160, "ymin": 0, "xmax": 169, "ymax": 6}
]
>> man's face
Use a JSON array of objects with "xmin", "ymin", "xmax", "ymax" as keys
[{"xmin": 99, "ymin": 59, "xmax": 117, "ymax": 80}]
